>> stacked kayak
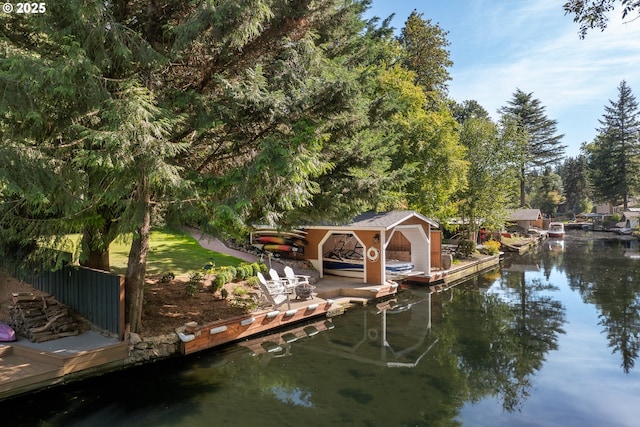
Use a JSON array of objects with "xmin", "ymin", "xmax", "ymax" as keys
[{"xmin": 251, "ymin": 228, "xmax": 308, "ymax": 257}]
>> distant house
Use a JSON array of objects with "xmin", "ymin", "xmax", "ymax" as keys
[
  {"xmin": 594, "ymin": 202, "xmax": 614, "ymax": 215},
  {"xmin": 508, "ymin": 208, "xmax": 543, "ymax": 232}
]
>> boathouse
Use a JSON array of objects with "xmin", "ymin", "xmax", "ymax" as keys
[
  {"xmin": 301, "ymin": 211, "xmax": 441, "ymax": 285},
  {"xmin": 508, "ymin": 208, "xmax": 543, "ymax": 232},
  {"xmin": 622, "ymin": 208, "xmax": 640, "ymax": 229}
]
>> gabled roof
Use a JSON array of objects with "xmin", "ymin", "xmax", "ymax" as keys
[
  {"xmin": 304, "ymin": 210, "xmax": 438, "ymax": 230},
  {"xmin": 348, "ymin": 210, "xmax": 438, "ymax": 229},
  {"xmin": 508, "ymin": 209, "xmax": 542, "ymax": 221},
  {"xmin": 623, "ymin": 210, "xmax": 640, "ymax": 218}
]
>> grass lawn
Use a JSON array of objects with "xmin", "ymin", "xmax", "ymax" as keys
[{"xmin": 109, "ymin": 228, "xmax": 246, "ymax": 275}]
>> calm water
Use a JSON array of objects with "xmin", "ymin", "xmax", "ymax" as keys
[{"xmin": 3, "ymin": 231, "xmax": 640, "ymax": 426}]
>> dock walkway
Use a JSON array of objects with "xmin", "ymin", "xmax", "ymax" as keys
[{"xmin": 1, "ymin": 331, "xmax": 127, "ymax": 400}]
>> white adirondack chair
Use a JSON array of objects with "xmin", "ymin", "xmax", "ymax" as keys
[{"xmin": 257, "ymin": 272, "xmax": 290, "ymax": 309}]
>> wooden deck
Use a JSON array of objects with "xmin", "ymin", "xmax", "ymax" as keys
[
  {"xmin": 179, "ymin": 279, "xmax": 399, "ymax": 355},
  {"xmin": 0, "ymin": 333, "xmax": 128, "ymax": 400},
  {"xmin": 1, "ymin": 276, "xmax": 400, "ymax": 399}
]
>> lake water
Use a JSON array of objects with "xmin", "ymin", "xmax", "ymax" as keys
[{"xmin": 2, "ymin": 231, "xmax": 640, "ymax": 426}]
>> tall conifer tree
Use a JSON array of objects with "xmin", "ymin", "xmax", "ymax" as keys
[
  {"xmin": 584, "ymin": 80, "xmax": 640, "ymax": 210},
  {"xmin": 499, "ymin": 89, "xmax": 566, "ymax": 206}
]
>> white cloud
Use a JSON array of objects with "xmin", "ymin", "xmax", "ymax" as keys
[{"xmin": 447, "ymin": 2, "xmax": 640, "ymax": 155}]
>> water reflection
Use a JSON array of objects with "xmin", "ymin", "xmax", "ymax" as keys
[
  {"xmin": 562, "ymin": 232, "xmax": 640, "ymax": 373},
  {"xmin": 4, "ymin": 232, "xmax": 640, "ymax": 426}
]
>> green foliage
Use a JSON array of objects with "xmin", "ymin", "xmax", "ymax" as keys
[
  {"xmin": 212, "ymin": 275, "xmax": 226, "ymax": 291},
  {"xmin": 529, "ymin": 168, "xmax": 566, "ymax": 216},
  {"xmin": 246, "ymin": 276, "xmax": 261, "ymax": 288},
  {"xmin": 399, "ymin": 11, "xmax": 453, "ymax": 99},
  {"xmin": 564, "ymin": 0, "xmax": 640, "ymax": 38},
  {"xmin": 499, "ymin": 89, "xmax": 565, "ymax": 207},
  {"xmin": 584, "ymin": 80, "xmax": 640, "ymax": 209},
  {"xmin": 233, "ymin": 286, "xmax": 249, "ymax": 296},
  {"xmin": 185, "ymin": 272, "xmax": 203, "ymax": 297},
  {"xmin": 455, "ymin": 113, "xmax": 521, "ymax": 234},
  {"xmin": 249, "ymin": 262, "xmax": 262, "ymax": 276},
  {"xmin": 457, "ymin": 240, "xmax": 476, "ymax": 258},
  {"xmin": 160, "ymin": 271, "xmax": 175, "ymax": 283},
  {"xmin": 382, "ymin": 65, "xmax": 467, "ymax": 219},
  {"xmin": 220, "ymin": 266, "xmax": 237, "ymax": 280},
  {"xmin": 212, "ymin": 267, "xmax": 234, "ymax": 290},
  {"xmin": 235, "ymin": 264, "xmax": 250, "ymax": 280},
  {"xmin": 557, "ymin": 156, "xmax": 592, "ymax": 214}
]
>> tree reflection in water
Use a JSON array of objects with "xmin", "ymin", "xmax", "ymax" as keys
[
  {"xmin": 443, "ymin": 266, "xmax": 566, "ymax": 412},
  {"xmin": 563, "ymin": 235, "xmax": 640, "ymax": 373}
]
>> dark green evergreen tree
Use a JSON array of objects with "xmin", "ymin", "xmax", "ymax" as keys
[
  {"xmin": 398, "ymin": 10, "xmax": 453, "ymax": 101},
  {"xmin": 557, "ymin": 156, "xmax": 592, "ymax": 215},
  {"xmin": 584, "ymin": 80, "xmax": 640, "ymax": 210},
  {"xmin": 499, "ymin": 89, "xmax": 566, "ymax": 206},
  {"xmin": 529, "ymin": 168, "xmax": 565, "ymax": 217}
]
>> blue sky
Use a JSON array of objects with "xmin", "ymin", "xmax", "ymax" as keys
[{"xmin": 365, "ymin": 0, "xmax": 640, "ymax": 158}]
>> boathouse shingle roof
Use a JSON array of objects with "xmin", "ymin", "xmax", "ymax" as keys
[
  {"xmin": 509, "ymin": 209, "xmax": 542, "ymax": 221},
  {"xmin": 348, "ymin": 210, "xmax": 438, "ymax": 229},
  {"xmin": 303, "ymin": 210, "xmax": 438, "ymax": 230}
]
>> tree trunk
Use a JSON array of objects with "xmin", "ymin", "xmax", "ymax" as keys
[
  {"xmin": 81, "ymin": 247, "xmax": 110, "ymax": 271},
  {"xmin": 520, "ymin": 167, "xmax": 526, "ymax": 207},
  {"xmin": 125, "ymin": 184, "xmax": 151, "ymax": 334},
  {"xmin": 79, "ymin": 223, "xmax": 118, "ymax": 271}
]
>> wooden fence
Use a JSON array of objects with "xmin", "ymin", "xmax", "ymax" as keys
[{"xmin": 1, "ymin": 259, "xmax": 125, "ymax": 339}]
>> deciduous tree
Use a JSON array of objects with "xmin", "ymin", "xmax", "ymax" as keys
[
  {"xmin": 455, "ymin": 111, "xmax": 521, "ymax": 238},
  {"xmin": 564, "ymin": 0, "xmax": 640, "ymax": 38},
  {"xmin": 529, "ymin": 168, "xmax": 566, "ymax": 217}
]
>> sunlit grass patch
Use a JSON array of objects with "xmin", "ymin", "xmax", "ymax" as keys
[{"xmin": 108, "ymin": 228, "xmax": 245, "ymax": 275}]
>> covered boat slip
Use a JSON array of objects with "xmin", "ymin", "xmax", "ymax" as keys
[{"xmin": 301, "ymin": 211, "xmax": 442, "ymax": 285}]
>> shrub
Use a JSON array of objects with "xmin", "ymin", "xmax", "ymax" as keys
[
  {"xmin": 457, "ymin": 239, "xmax": 476, "ymax": 258},
  {"xmin": 159, "ymin": 271, "xmax": 175, "ymax": 283},
  {"xmin": 233, "ymin": 286, "xmax": 248, "ymax": 296},
  {"xmin": 185, "ymin": 271, "xmax": 203, "ymax": 297},
  {"xmin": 211, "ymin": 267, "xmax": 235, "ymax": 287},
  {"xmin": 482, "ymin": 240, "xmax": 501, "ymax": 255},
  {"xmin": 212, "ymin": 274, "xmax": 226, "ymax": 291},
  {"xmin": 250, "ymin": 262, "xmax": 261, "ymax": 276},
  {"xmin": 230, "ymin": 295, "xmax": 258, "ymax": 311},
  {"xmin": 223, "ymin": 266, "xmax": 237, "ymax": 280},
  {"xmin": 246, "ymin": 276, "xmax": 260, "ymax": 288},
  {"xmin": 236, "ymin": 264, "xmax": 251, "ymax": 280}
]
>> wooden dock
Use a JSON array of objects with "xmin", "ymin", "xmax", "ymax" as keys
[
  {"xmin": 404, "ymin": 254, "xmax": 500, "ymax": 287},
  {"xmin": 0, "ymin": 333, "xmax": 128, "ymax": 400},
  {"xmin": 179, "ymin": 280, "xmax": 399, "ymax": 355}
]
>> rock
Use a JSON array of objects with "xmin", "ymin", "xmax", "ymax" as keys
[{"xmin": 129, "ymin": 332, "xmax": 142, "ymax": 345}]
